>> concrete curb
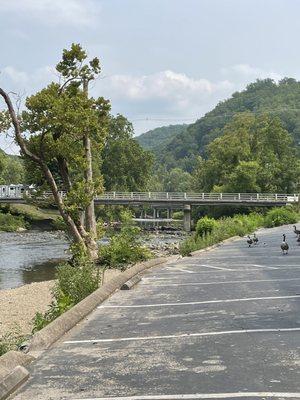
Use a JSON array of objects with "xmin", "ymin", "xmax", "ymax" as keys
[
  {"xmin": 121, "ymin": 275, "xmax": 141, "ymax": 290},
  {"xmin": 0, "ymin": 366, "xmax": 29, "ymax": 400},
  {"xmin": 0, "ymin": 351, "xmax": 34, "ymax": 400},
  {"xmin": 190, "ymin": 235, "xmax": 241, "ymax": 257},
  {"xmin": 28, "ymin": 255, "xmax": 178, "ymax": 353},
  {"xmin": 0, "ymin": 351, "xmax": 34, "ymax": 379}
]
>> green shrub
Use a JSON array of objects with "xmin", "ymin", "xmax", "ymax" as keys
[
  {"xmin": 172, "ymin": 211, "xmax": 183, "ymax": 220},
  {"xmin": 264, "ymin": 207, "xmax": 299, "ymax": 228},
  {"xmin": 180, "ymin": 211, "xmax": 269, "ymax": 256},
  {"xmin": 51, "ymin": 216, "xmax": 67, "ymax": 231},
  {"xmin": 196, "ymin": 216, "xmax": 217, "ymax": 237},
  {"xmin": 32, "ymin": 253, "xmax": 100, "ymax": 333},
  {"xmin": 0, "ymin": 212, "xmax": 26, "ymax": 232},
  {"xmin": 98, "ymin": 210, "xmax": 151, "ymax": 269}
]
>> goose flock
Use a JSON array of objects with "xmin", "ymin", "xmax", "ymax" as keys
[{"xmin": 246, "ymin": 225, "xmax": 300, "ymax": 255}]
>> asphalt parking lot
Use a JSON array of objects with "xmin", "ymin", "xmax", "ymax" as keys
[{"xmin": 11, "ymin": 224, "xmax": 300, "ymax": 400}]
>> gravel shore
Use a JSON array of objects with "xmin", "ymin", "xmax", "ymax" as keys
[
  {"xmin": 0, "ymin": 269, "xmax": 122, "ymax": 338},
  {"xmin": 0, "ymin": 280, "xmax": 54, "ymax": 337}
]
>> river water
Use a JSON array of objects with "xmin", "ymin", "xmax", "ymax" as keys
[
  {"xmin": 0, "ymin": 230, "xmax": 184, "ymax": 290},
  {"xmin": 0, "ymin": 231, "xmax": 69, "ymax": 290}
]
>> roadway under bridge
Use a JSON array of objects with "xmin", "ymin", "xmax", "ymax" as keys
[{"xmin": 0, "ymin": 190, "xmax": 299, "ymax": 231}]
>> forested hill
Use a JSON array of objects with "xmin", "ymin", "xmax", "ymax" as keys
[
  {"xmin": 0, "ymin": 150, "xmax": 25, "ymax": 184},
  {"xmin": 144, "ymin": 78, "xmax": 300, "ymax": 171},
  {"xmin": 135, "ymin": 124, "xmax": 187, "ymax": 153}
]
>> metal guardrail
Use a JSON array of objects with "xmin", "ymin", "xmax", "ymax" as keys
[
  {"xmin": 0, "ymin": 191, "xmax": 298, "ymax": 203},
  {"xmin": 94, "ymin": 192, "xmax": 299, "ymax": 203}
]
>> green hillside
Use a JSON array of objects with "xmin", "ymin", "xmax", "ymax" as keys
[
  {"xmin": 135, "ymin": 124, "xmax": 187, "ymax": 153},
  {"xmin": 0, "ymin": 149, "xmax": 25, "ymax": 184},
  {"xmin": 155, "ymin": 78, "xmax": 300, "ymax": 171}
]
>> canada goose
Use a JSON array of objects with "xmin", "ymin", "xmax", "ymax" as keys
[
  {"xmin": 247, "ymin": 235, "xmax": 253, "ymax": 247},
  {"xmin": 253, "ymin": 234, "xmax": 258, "ymax": 245},
  {"xmin": 297, "ymin": 234, "xmax": 300, "ymax": 244},
  {"xmin": 281, "ymin": 234, "xmax": 289, "ymax": 255},
  {"xmin": 293, "ymin": 226, "xmax": 300, "ymax": 235}
]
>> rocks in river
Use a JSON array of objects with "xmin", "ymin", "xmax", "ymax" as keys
[
  {"xmin": 143, "ymin": 236, "xmax": 182, "ymax": 256},
  {"xmin": 16, "ymin": 227, "xmax": 27, "ymax": 232}
]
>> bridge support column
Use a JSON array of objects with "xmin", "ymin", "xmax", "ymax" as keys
[{"xmin": 183, "ymin": 204, "xmax": 191, "ymax": 232}]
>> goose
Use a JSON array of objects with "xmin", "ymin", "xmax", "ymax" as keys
[
  {"xmin": 247, "ymin": 235, "xmax": 253, "ymax": 247},
  {"xmin": 293, "ymin": 226, "xmax": 300, "ymax": 236},
  {"xmin": 253, "ymin": 233, "xmax": 258, "ymax": 245},
  {"xmin": 297, "ymin": 234, "xmax": 300, "ymax": 244},
  {"xmin": 281, "ymin": 234, "xmax": 289, "ymax": 255}
]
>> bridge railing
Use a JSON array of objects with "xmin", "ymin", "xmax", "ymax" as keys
[
  {"xmin": 95, "ymin": 192, "xmax": 299, "ymax": 203},
  {"xmin": 0, "ymin": 190, "xmax": 298, "ymax": 203}
]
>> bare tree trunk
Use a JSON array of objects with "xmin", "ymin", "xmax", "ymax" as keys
[
  {"xmin": 83, "ymin": 80, "xmax": 97, "ymax": 241},
  {"xmin": 57, "ymin": 156, "xmax": 72, "ymax": 191}
]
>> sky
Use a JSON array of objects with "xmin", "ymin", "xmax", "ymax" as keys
[{"xmin": 1, "ymin": 0, "xmax": 300, "ymax": 153}]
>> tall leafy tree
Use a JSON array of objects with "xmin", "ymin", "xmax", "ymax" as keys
[
  {"xmin": 102, "ymin": 114, "xmax": 153, "ymax": 191},
  {"xmin": 193, "ymin": 113, "xmax": 300, "ymax": 193},
  {"xmin": 0, "ymin": 44, "xmax": 110, "ymax": 259}
]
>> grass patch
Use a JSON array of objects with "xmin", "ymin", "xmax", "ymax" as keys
[
  {"xmin": 0, "ymin": 204, "xmax": 66, "ymax": 232},
  {"xmin": 7, "ymin": 204, "xmax": 60, "ymax": 222},
  {"xmin": 0, "ymin": 327, "xmax": 26, "ymax": 356}
]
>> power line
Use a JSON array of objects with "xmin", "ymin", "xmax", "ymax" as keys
[
  {"xmin": 131, "ymin": 117, "xmax": 197, "ymax": 122},
  {"xmin": 130, "ymin": 107, "xmax": 300, "ymax": 123}
]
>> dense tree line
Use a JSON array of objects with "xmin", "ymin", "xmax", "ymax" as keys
[
  {"xmin": 136, "ymin": 124, "xmax": 187, "ymax": 154},
  {"xmin": 192, "ymin": 113, "xmax": 300, "ymax": 193},
  {"xmin": 0, "ymin": 151, "xmax": 25, "ymax": 184},
  {"xmin": 150, "ymin": 78, "xmax": 300, "ymax": 171}
]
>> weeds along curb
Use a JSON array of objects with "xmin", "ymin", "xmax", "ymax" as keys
[
  {"xmin": 0, "ymin": 351, "xmax": 34, "ymax": 400},
  {"xmin": 190, "ymin": 235, "xmax": 242, "ymax": 257},
  {"xmin": 27, "ymin": 255, "xmax": 178, "ymax": 354}
]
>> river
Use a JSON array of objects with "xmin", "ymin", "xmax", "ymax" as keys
[
  {"xmin": 0, "ymin": 230, "xmax": 184, "ymax": 290},
  {"xmin": 0, "ymin": 231, "xmax": 69, "ymax": 290}
]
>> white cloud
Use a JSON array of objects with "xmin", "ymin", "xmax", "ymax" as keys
[
  {"xmin": 102, "ymin": 70, "xmax": 233, "ymax": 111},
  {"xmin": 1, "ymin": 65, "xmax": 57, "ymax": 95},
  {"xmin": 222, "ymin": 63, "xmax": 282, "ymax": 81},
  {"xmin": 92, "ymin": 70, "xmax": 236, "ymax": 134},
  {"xmin": 2, "ymin": 67, "xmax": 29, "ymax": 85},
  {"xmin": 0, "ymin": 0, "xmax": 100, "ymax": 27}
]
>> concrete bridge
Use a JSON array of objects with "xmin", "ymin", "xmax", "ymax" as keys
[
  {"xmin": 95, "ymin": 192, "xmax": 299, "ymax": 231},
  {"xmin": 94, "ymin": 191, "xmax": 299, "ymax": 206},
  {"xmin": 0, "ymin": 189, "xmax": 298, "ymax": 231}
]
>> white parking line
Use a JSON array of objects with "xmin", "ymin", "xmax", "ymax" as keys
[
  {"xmin": 166, "ymin": 267, "xmax": 194, "ymax": 274},
  {"xmin": 65, "ymin": 327, "xmax": 300, "ymax": 345},
  {"xmin": 198, "ymin": 264, "xmax": 233, "ymax": 271},
  {"xmin": 72, "ymin": 393, "xmax": 300, "ymax": 400},
  {"xmin": 252, "ymin": 264, "xmax": 278, "ymax": 270},
  {"xmin": 99, "ymin": 295, "xmax": 300, "ymax": 309},
  {"xmin": 141, "ymin": 277, "xmax": 300, "ymax": 287},
  {"xmin": 150, "ymin": 266, "xmax": 300, "ymax": 276}
]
